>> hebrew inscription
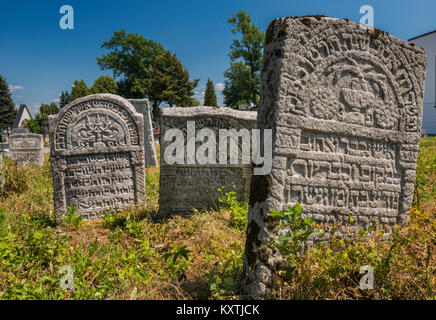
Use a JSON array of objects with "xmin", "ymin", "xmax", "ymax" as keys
[
  {"xmin": 49, "ymin": 94, "xmax": 146, "ymax": 220},
  {"xmin": 159, "ymin": 107, "xmax": 257, "ymax": 217},
  {"xmin": 243, "ymin": 17, "xmax": 427, "ymax": 298},
  {"xmin": 9, "ymin": 132, "xmax": 44, "ymax": 167}
]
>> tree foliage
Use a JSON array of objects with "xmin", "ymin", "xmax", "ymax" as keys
[
  {"xmin": 97, "ymin": 30, "xmax": 198, "ymax": 120},
  {"xmin": 26, "ymin": 103, "xmax": 59, "ymax": 134},
  {"xmin": 0, "ymin": 75, "xmax": 16, "ymax": 129},
  {"xmin": 70, "ymin": 80, "xmax": 90, "ymax": 102},
  {"xmin": 59, "ymin": 91, "xmax": 71, "ymax": 108},
  {"xmin": 204, "ymin": 78, "xmax": 218, "ymax": 107},
  {"xmin": 90, "ymin": 75, "xmax": 118, "ymax": 95},
  {"xmin": 223, "ymin": 11, "xmax": 265, "ymax": 108}
]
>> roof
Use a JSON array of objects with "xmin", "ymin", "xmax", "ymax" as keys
[
  {"xmin": 12, "ymin": 104, "xmax": 31, "ymax": 129},
  {"xmin": 408, "ymin": 29, "xmax": 436, "ymax": 41}
]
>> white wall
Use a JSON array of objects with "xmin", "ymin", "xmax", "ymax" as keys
[{"xmin": 410, "ymin": 32, "xmax": 436, "ymax": 135}]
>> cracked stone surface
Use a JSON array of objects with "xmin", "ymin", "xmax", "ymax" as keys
[{"xmin": 243, "ymin": 16, "xmax": 427, "ymax": 299}]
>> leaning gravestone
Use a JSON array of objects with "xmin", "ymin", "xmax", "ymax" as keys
[
  {"xmin": 159, "ymin": 107, "xmax": 257, "ymax": 217},
  {"xmin": 9, "ymin": 131, "xmax": 44, "ymax": 167},
  {"xmin": 128, "ymin": 99, "xmax": 158, "ymax": 166},
  {"xmin": 243, "ymin": 16, "xmax": 427, "ymax": 298},
  {"xmin": 48, "ymin": 94, "xmax": 146, "ymax": 220}
]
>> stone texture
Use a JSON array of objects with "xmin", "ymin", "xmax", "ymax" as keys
[
  {"xmin": 11, "ymin": 127, "xmax": 30, "ymax": 135},
  {"xmin": 243, "ymin": 17, "xmax": 427, "ymax": 298},
  {"xmin": 128, "ymin": 99, "xmax": 158, "ymax": 166},
  {"xmin": 48, "ymin": 94, "xmax": 146, "ymax": 220},
  {"xmin": 0, "ymin": 155, "xmax": 4, "ymax": 194},
  {"xmin": 9, "ymin": 132, "xmax": 44, "ymax": 167},
  {"xmin": 159, "ymin": 107, "xmax": 257, "ymax": 217}
]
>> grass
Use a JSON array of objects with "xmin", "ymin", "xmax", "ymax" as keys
[{"xmin": 0, "ymin": 137, "xmax": 434, "ymax": 300}]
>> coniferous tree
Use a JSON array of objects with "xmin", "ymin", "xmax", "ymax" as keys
[
  {"xmin": 0, "ymin": 75, "xmax": 16, "ymax": 129},
  {"xmin": 59, "ymin": 91, "xmax": 71, "ymax": 108},
  {"xmin": 204, "ymin": 78, "xmax": 218, "ymax": 107}
]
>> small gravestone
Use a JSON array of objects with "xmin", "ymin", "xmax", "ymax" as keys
[
  {"xmin": 48, "ymin": 94, "xmax": 146, "ymax": 220},
  {"xmin": 243, "ymin": 17, "xmax": 427, "ymax": 298},
  {"xmin": 0, "ymin": 155, "xmax": 4, "ymax": 194},
  {"xmin": 159, "ymin": 107, "xmax": 257, "ymax": 217},
  {"xmin": 128, "ymin": 99, "xmax": 158, "ymax": 166},
  {"xmin": 9, "ymin": 131, "xmax": 44, "ymax": 167},
  {"xmin": 11, "ymin": 127, "xmax": 30, "ymax": 135}
]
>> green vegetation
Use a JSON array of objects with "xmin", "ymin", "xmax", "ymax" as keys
[
  {"xmin": 97, "ymin": 30, "xmax": 199, "ymax": 120},
  {"xmin": 203, "ymin": 79, "xmax": 218, "ymax": 107},
  {"xmin": 0, "ymin": 75, "xmax": 17, "ymax": 129},
  {"xmin": 223, "ymin": 11, "xmax": 265, "ymax": 108},
  {"xmin": 0, "ymin": 137, "xmax": 434, "ymax": 299},
  {"xmin": 26, "ymin": 103, "xmax": 59, "ymax": 134}
]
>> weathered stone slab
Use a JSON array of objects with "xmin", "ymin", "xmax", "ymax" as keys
[
  {"xmin": 11, "ymin": 127, "xmax": 30, "ymax": 135},
  {"xmin": 243, "ymin": 17, "xmax": 427, "ymax": 298},
  {"xmin": 9, "ymin": 132, "xmax": 44, "ymax": 167},
  {"xmin": 159, "ymin": 107, "xmax": 257, "ymax": 217},
  {"xmin": 128, "ymin": 99, "xmax": 158, "ymax": 166},
  {"xmin": 48, "ymin": 94, "xmax": 146, "ymax": 220},
  {"xmin": 0, "ymin": 155, "xmax": 4, "ymax": 194}
]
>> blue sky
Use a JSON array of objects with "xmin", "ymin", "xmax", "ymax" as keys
[{"xmin": 1, "ymin": 0, "xmax": 436, "ymax": 116}]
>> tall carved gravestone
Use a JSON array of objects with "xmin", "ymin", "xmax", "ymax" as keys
[
  {"xmin": 9, "ymin": 129, "xmax": 44, "ymax": 167},
  {"xmin": 243, "ymin": 17, "xmax": 427, "ymax": 298},
  {"xmin": 49, "ymin": 94, "xmax": 146, "ymax": 220},
  {"xmin": 159, "ymin": 107, "xmax": 257, "ymax": 217},
  {"xmin": 128, "ymin": 99, "xmax": 158, "ymax": 166}
]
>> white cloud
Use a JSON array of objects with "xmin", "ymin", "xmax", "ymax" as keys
[
  {"xmin": 52, "ymin": 98, "xmax": 61, "ymax": 103},
  {"xmin": 8, "ymin": 85, "xmax": 24, "ymax": 92},
  {"xmin": 201, "ymin": 91, "xmax": 205, "ymax": 95},
  {"xmin": 215, "ymin": 83, "xmax": 224, "ymax": 91}
]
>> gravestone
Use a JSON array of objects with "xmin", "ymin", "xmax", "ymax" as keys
[
  {"xmin": 9, "ymin": 132, "xmax": 44, "ymax": 167},
  {"xmin": 11, "ymin": 127, "xmax": 30, "ymax": 135},
  {"xmin": 159, "ymin": 107, "xmax": 257, "ymax": 217},
  {"xmin": 48, "ymin": 94, "xmax": 146, "ymax": 220},
  {"xmin": 0, "ymin": 155, "xmax": 4, "ymax": 194},
  {"xmin": 128, "ymin": 99, "xmax": 158, "ymax": 166},
  {"xmin": 243, "ymin": 16, "xmax": 427, "ymax": 298}
]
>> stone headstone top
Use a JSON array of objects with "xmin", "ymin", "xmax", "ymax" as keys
[
  {"xmin": 48, "ymin": 93, "xmax": 146, "ymax": 220},
  {"xmin": 11, "ymin": 127, "xmax": 30, "ymax": 135},
  {"xmin": 243, "ymin": 16, "xmax": 427, "ymax": 298}
]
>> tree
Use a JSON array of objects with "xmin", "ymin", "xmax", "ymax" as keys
[
  {"xmin": 26, "ymin": 103, "xmax": 59, "ymax": 134},
  {"xmin": 148, "ymin": 51, "xmax": 199, "ymax": 118},
  {"xmin": 90, "ymin": 75, "xmax": 118, "ymax": 94},
  {"xmin": 59, "ymin": 91, "xmax": 71, "ymax": 108},
  {"xmin": 204, "ymin": 78, "xmax": 218, "ymax": 106},
  {"xmin": 70, "ymin": 80, "xmax": 89, "ymax": 101},
  {"xmin": 223, "ymin": 61, "xmax": 252, "ymax": 107},
  {"xmin": 97, "ymin": 30, "xmax": 198, "ymax": 120},
  {"xmin": 0, "ymin": 75, "xmax": 16, "ymax": 129},
  {"xmin": 223, "ymin": 11, "xmax": 265, "ymax": 108}
]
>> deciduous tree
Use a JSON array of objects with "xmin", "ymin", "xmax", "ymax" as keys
[{"xmin": 223, "ymin": 11, "xmax": 264, "ymax": 108}]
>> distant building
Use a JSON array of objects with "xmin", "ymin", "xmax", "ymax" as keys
[
  {"xmin": 12, "ymin": 104, "xmax": 32, "ymax": 129},
  {"xmin": 409, "ymin": 31, "xmax": 436, "ymax": 135}
]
